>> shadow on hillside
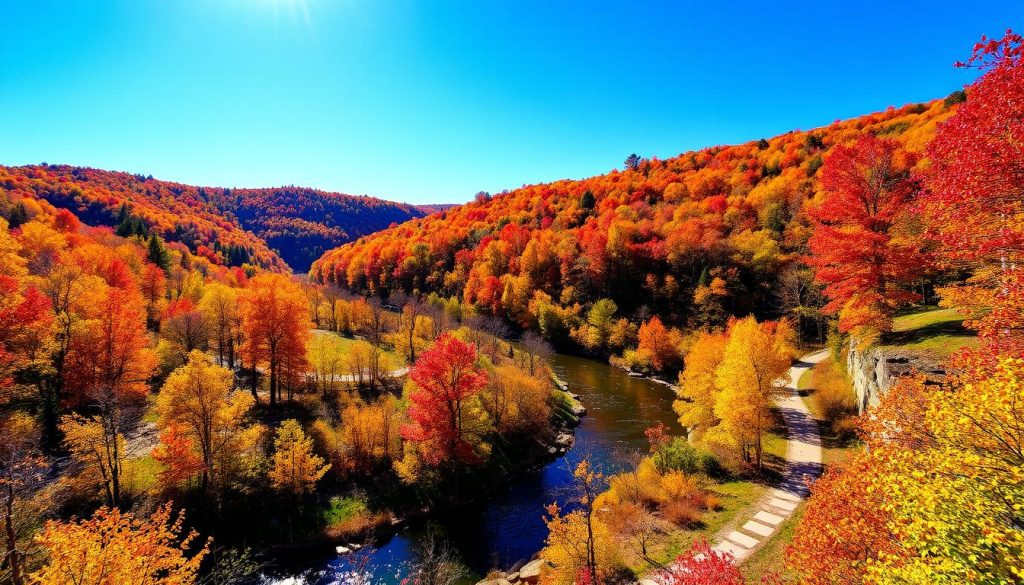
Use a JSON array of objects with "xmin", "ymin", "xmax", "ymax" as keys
[{"xmin": 883, "ymin": 320, "xmax": 972, "ymax": 346}]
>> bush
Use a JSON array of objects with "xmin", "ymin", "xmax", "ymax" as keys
[
  {"xmin": 662, "ymin": 438, "xmax": 725, "ymax": 478},
  {"xmin": 662, "ymin": 500, "xmax": 702, "ymax": 528},
  {"xmin": 809, "ymin": 360, "xmax": 858, "ymax": 440}
]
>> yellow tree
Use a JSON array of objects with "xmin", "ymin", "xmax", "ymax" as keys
[
  {"xmin": 60, "ymin": 414, "xmax": 127, "ymax": 508},
  {"xmin": 30, "ymin": 503, "xmax": 207, "ymax": 585},
  {"xmin": 198, "ymin": 283, "xmax": 239, "ymax": 369},
  {"xmin": 269, "ymin": 419, "xmax": 330, "ymax": 496},
  {"xmin": 674, "ymin": 331, "xmax": 727, "ymax": 441},
  {"xmin": 712, "ymin": 317, "xmax": 794, "ymax": 470},
  {"xmin": 156, "ymin": 351, "xmax": 260, "ymax": 494}
]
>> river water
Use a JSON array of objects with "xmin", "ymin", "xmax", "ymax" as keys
[{"xmin": 263, "ymin": 354, "xmax": 682, "ymax": 584}]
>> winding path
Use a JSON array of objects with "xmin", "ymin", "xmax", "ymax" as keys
[{"xmin": 644, "ymin": 349, "xmax": 828, "ymax": 583}]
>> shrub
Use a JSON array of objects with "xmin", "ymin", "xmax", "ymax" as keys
[
  {"xmin": 662, "ymin": 500, "xmax": 702, "ymax": 528},
  {"xmin": 662, "ymin": 438, "xmax": 725, "ymax": 478},
  {"xmin": 809, "ymin": 360, "xmax": 858, "ymax": 439}
]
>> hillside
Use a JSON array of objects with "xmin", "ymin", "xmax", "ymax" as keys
[
  {"xmin": 311, "ymin": 96, "xmax": 961, "ymax": 345},
  {"xmin": 0, "ymin": 165, "xmax": 427, "ymax": 272}
]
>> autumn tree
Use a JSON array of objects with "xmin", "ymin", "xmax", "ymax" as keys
[
  {"xmin": 155, "ymin": 351, "xmax": 260, "ymax": 494},
  {"xmin": 240, "ymin": 274, "xmax": 311, "ymax": 406},
  {"xmin": 160, "ymin": 298, "xmax": 209, "ymax": 367},
  {"xmin": 0, "ymin": 414, "xmax": 46, "ymax": 585},
  {"xmin": 269, "ymin": 419, "xmax": 330, "ymax": 496},
  {"xmin": 60, "ymin": 414, "xmax": 129, "ymax": 508},
  {"xmin": 674, "ymin": 331, "xmax": 727, "ymax": 441},
  {"xmin": 543, "ymin": 460, "xmax": 610, "ymax": 584},
  {"xmin": 711, "ymin": 317, "xmax": 794, "ymax": 470},
  {"xmin": 199, "ymin": 283, "xmax": 240, "ymax": 369},
  {"xmin": 807, "ymin": 134, "xmax": 924, "ymax": 342},
  {"xmin": 401, "ymin": 333, "xmax": 490, "ymax": 467},
  {"xmin": 636, "ymin": 316, "xmax": 685, "ymax": 372},
  {"xmin": 922, "ymin": 31, "xmax": 1024, "ymax": 349},
  {"xmin": 30, "ymin": 503, "xmax": 208, "ymax": 585}
]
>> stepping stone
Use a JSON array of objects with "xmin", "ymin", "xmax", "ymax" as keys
[
  {"xmin": 754, "ymin": 510, "xmax": 785, "ymax": 526},
  {"xmin": 771, "ymin": 488, "xmax": 802, "ymax": 502},
  {"xmin": 742, "ymin": 520, "xmax": 775, "ymax": 537},
  {"xmin": 712, "ymin": 540, "xmax": 746, "ymax": 559},
  {"xmin": 768, "ymin": 497, "xmax": 798, "ymax": 512},
  {"xmin": 727, "ymin": 530, "xmax": 759, "ymax": 549}
]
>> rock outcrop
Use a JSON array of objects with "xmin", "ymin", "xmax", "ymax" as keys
[{"xmin": 846, "ymin": 340, "xmax": 945, "ymax": 413}]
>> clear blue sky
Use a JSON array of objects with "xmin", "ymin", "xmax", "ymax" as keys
[{"xmin": 1, "ymin": 2, "xmax": 1020, "ymax": 204}]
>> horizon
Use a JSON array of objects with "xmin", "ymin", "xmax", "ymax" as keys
[{"xmin": 2, "ymin": 1, "xmax": 1019, "ymax": 204}]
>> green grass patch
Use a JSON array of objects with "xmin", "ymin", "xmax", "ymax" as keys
[
  {"xmin": 636, "ymin": 480, "xmax": 770, "ymax": 574},
  {"xmin": 881, "ymin": 307, "xmax": 977, "ymax": 358},
  {"xmin": 323, "ymin": 495, "xmax": 370, "ymax": 525},
  {"xmin": 124, "ymin": 455, "xmax": 160, "ymax": 495},
  {"xmin": 308, "ymin": 329, "xmax": 405, "ymax": 370}
]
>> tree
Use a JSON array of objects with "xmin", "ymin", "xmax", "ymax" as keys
[
  {"xmin": 645, "ymin": 422, "xmax": 672, "ymax": 474},
  {"xmin": 543, "ymin": 460, "xmax": 609, "ymax": 584},
  {"xmin": 199, "ymin": 283, "xmax": 239, "ymax": 369},
  {"xmin": 401, "ymin": 333, "xmax": 489, "ymax": 466},
  {"xmin": 636, "ymin": 316, "xmax": 683, "ymax": 371},
  {"xmin": 712, "ymin": 317, "xmax": 794, "ymax": 470},
  {"xmin": 674, "ymin": 331, "xmax": 727, "ymax": 441},
  {"xmin": 240, "ymin": 274, "xmax": 311, "ymax": 406},
  {"xmin": 624, "ymin": 154, "xmax": 642, "ymax": 171},
  {"xmin": 519, "ymin": 330, "xmax": 553, "ymax": 376},
  {"xmin": 61, "ymin": 414, "xmax": 128, "ymax": 508},
  {"xmin": 30, "ymin": 503, "xmax": 208, "ymax": 585},
  {"xmin": 807, "ymin": 134, "xmax": 924, "ymax": 342},
  {"xmin": 0, "ymin": 414, "xmax": 45, "ymax": 585},
  {"xmin": 786, "ymin": 456, "xmax": 899, "ymax": 585},
  {"xmin": 156, "ymin": 351, "xmax": 259, "ymax": 494},
  {"xmin": 160, "ymin": 298, "xmax": 209, "ymax": 367},
  {"xmin": 269, "ymin": 419, "xmax": 330, "ymax": 496},
  {"xmin": 922, "ymin": 31, "xmax": 1024, "ymax": 349}
]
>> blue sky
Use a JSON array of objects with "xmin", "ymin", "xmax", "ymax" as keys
[{"xmin": 1, "ymin": 2, "xmax": 1020, "ymax": 204}]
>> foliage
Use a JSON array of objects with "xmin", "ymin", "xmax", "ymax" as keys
[
  {"xmin": 402, "ymin": 333, "xmax": 490, "ymax": 467},
  {"xmin": 269, "ymin": 419, "xmax": 330, "ymax": 495},
  {"xmin": 30, "ymin": 503, "xmax": 208, "ymax": 585}
]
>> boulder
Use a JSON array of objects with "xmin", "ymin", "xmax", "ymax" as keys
[
  {"xmin": 507, "ymin": 572, "xmax": 520, "ymax": 582},
  {"xmin": 335, "ymin": 545, "xmax": 350, "ymax": 555},
  {"xmin": 555, "ymin": 433, "xmax": 574, "ymax": 447},
  {"xmin": 476, "ymin": 579, "xmax": 512, "ymax": 585},
  {"xmin": 519, "ymin": 559, "xmax": 548, "ymax": 584},
  {"xmin": 509, "ymin": 559, "xmax": 527, "ymax": 573}
]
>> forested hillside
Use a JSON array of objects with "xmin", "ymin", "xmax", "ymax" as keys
[
  {"xmin": 0, "ymin": 165, "xmax": 427, "ymax": 272},
  {"xmin": 311, "ymin": 96, "xmax": 960, "ymax": 354}
]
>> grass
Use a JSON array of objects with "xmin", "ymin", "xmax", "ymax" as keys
[
  {"xmin": 880, "ymin": 307, "xmax": 977, "ymax": 358},
  {"xmin": 124, "ymin": 454, "xmax": 161, "ymax": 495},
  {"xmin": 631, "ymin": 479, "xmax": 769, "ymax": 575},
  {"xmin": 308, "ymin": 329, "xmax": 405, "ymax": 370}
]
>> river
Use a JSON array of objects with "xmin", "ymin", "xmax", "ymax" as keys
[{"xmin": 263, "ymin": 354, "xmax": 682, "ymax": 584}]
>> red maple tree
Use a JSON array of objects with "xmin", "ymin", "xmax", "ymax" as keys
[
  {"xmin": 402, "ymin": 333, "xmax": 488, "ymax": 466},
  {"xmin": 807, "ymin": 134, "xmax": 925, "ymax": 337}
]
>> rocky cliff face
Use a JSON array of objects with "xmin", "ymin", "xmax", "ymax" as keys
[{"xmin": 846, "ymin": 340, "xmax": 946, "ymax": 413}]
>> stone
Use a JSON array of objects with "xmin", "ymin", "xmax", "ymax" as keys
[
  {"xmin": 335, "ymin": 545, "xmax": 350, "ymax": 555},
  {"xmin": 509, "ymin": 559, "xmax": 527, "ymax": 573},
  {"xmin": 555, "ymin": 433, "xmax": 574, "ymax": 446},
  {"xmin": 547, "ymin": 446, "xmax": 557, "ymax": 455},
  {"xmin": 518, "ymin": 559, "xmax": 547, "ymax": 584},
  {"xmin": 767, "ymin": 497, "xmax": 797, "ymax": 512},
  {"xmin": 753, "ymin": 510, "xmax": 784, "ymax": 525},
  {"xmin": 506, "ymin": 572, "xmax": 519, "ymax": 582},
  {"xmin": 742, "ymin": 520, "xmax": 774, "ymax": 537},
  {"xmin": 727, "ymin": 530, "xmax": 759, "ymax": 549}
]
